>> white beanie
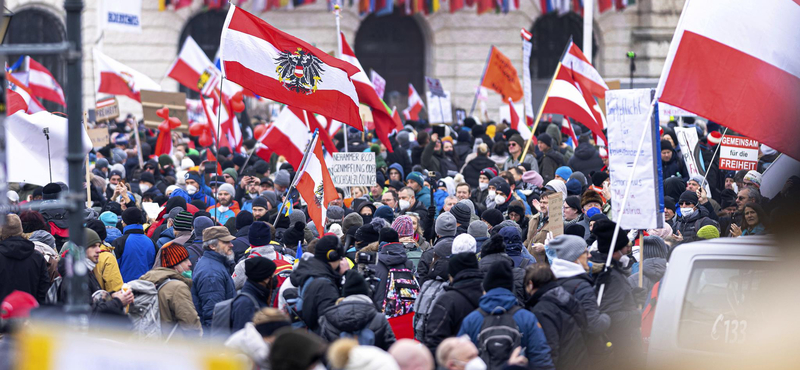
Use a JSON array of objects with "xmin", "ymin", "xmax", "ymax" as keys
[
  {"xmin": 181, "ymin": 157, "xmax": 195, "ymax": 170},
  {"xmin": 452, "ymin": 234, "xmax": 477, "ymax": 254}
]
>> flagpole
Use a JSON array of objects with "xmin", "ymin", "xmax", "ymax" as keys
[
  {"xmin": 468, "ymin": 47, "xmax": 493, "ymax": 117},
  {"xmin": 520, "ymin": 35, "xmax": 527, "ymax": 129},
  {"xmin": 334, "ymin": 3, "xmax": 349, "ymax": 152},
  {"xmin": 214, "ymin": 77, "xmax": 225, "ymax": 204},
  {"xmin": 273, "ymin": 130, "xmax": 319, "ymax": 225},
  {"xmin": 583, "ymin": 0, "xmax": 594, "ymax": 64},
  {"xmin": 520, "ymin": 38, "xmax": 573, "ymax": 160},
  {"xmin": 702, "ymin": 127, "xmax": 729, "ymax": 186}
]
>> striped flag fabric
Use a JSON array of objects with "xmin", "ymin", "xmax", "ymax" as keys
[
  {"xmin": 219, "ymin": 5, "xmax": 362, "ymax": 130},
  {"xmin": 521, "ymin": 28, "xmax": 534, "ymax": 126},
  {"xmin": 294, "ymin": 131, "xmax": 337, "ymax": 236},
  {"xmin": 94, "ymin": 48, "xmax": 161, "ymax": 102},
  {"xmin": 657, "ymin": 0, "xmax": 800, "ymax": 160},
  {"xmin": 261, "ymin": 106, "xmax": 311, "ymax": 168},
  {"xmin": 561, "ymin": 40, "xmax": 608, "ymax": 99},
  {"xmin": 507, "ymin": 97, "xmax": 519, "ymax": 131},
  {"xmin": 25, "ymin": 57, "xmax": 66, "ymax": 107},
  {"xmin": 541, "ymin": 59, "xmax": 607, "ymax": 143},
  {"xmin": 403, "ymin": 83, "xmax": 425, "ymax": 120},
  {"xmin": 7, "ymin": 73, "xmax": 45, "ymax": 115}
]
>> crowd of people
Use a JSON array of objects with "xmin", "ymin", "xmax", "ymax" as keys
[{"xmin": 1, "ymin": 113, "xmax": 798, "ymax": 370}]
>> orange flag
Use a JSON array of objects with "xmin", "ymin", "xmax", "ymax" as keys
[{"xmin": 480, "ymin": 46, "xmax": 523, "ymax": 102}]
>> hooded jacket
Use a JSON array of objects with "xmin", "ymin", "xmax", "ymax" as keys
[
  {"xmin": 94, "ymin": 244, "xmax": 124, "ymax": 293},
  {"xmin": 207, "ymin": 200, "xmax": 242, "ymax": 226},
  {"xmin": 499, "ymin": 227, "xmax": 534, "ymax": 268},
  {"xmin": 112, "ymin": 224, "xmax": 157, "ymax": 282},
  {"xmin": 0, "ymin": 236, "xmax": 50, "ymax": 303},
  {"xmin": 423, "ymin": 269, "xmax": 484, "ymax": 354},
  {"xmin": 527, "ymin": 282, "xmax": 589, "ymax": 370},
  {"xmin": 551, "ymin": 258, "xmax": 610, "ymax": 335},
  {"xmin": 191, "ymin": 250, "xmax": 236, "ymax": 328},
  {"xmin": 140, "ymin": 267, "xmax": 202, "ymax": 337},
  {"xmin": 478, "ymin": 252, "xmax": 527, "ymax": 306},
  {"xmin": 231, "ymin": 225, "xmax": 252, "ymax": 263},
  {"xmin": 388, "ymin": 163, "xmax": 405, "ymax": 181},
  {"xmin": 318, "ymin": 294, "xmax": 397, "ymax": 350},
  {"xmin": 458, "ymin": 288, "xmax": 555, "ymax": 370},
  {"xmin": 627, "ymin": 257, "xmax": 667, "ymax": 299},
  {"xmin": 415, "ymin": 186, "xmax": 432, "ymax": 209},
  {"xmin": 462, "ymin": 156, "xmax": 498, "ymax": 188},
  {"xmin": 288, "ymin": 256, "xmax": 342, "ymax": 332},
  {"xmin": 537, "ymin": 148, "xmax": 565, "ymax": 184},
  {"xmin": 371, "ymin": 242, "xmax": 414, "ymax": 309},
  {"xmin": 417, "ymin": 236, "xmax": 454, "ymax": 284},
  {"xmin": 225, "ymin": 322, "xmax": 272, "ymax": 369},
  {"xmin": 231, "ymin": 280, "xmax": 271, "ymax": 332},
  {"xmin": 568, "ymin": 142, "xmax": 605, "ymax": 175},
  {"xmin": 673, "ymin": 205, "xmax": 713, "ymax": 244}
]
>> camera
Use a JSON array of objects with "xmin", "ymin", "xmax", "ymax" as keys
[
  {"xmin": 357, "ymin": 251, "xmax": 377, "ymax": 265},
  {"xmin": 356, "ymin": 251, "xmax": 379, "ymax": 296}
]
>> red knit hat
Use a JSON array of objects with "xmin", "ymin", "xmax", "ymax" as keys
[
  {"xmin": 161, "ymin": 242, "xmax": 189, "ymax": 268},
  {"xmin": 707, "ymin": 131, "xmax": 723, "ymax": 146},
  {"xmin": 1, "ymin": 291, "xmax": 38, "ymax": 319}
]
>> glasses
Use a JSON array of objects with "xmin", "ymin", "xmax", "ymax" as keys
[
  {"xmin": 508, "ymin": 142, "xmax": 518, "ymax": 147},
  {"xmin": 679, "ymin": 201, "xmax": 694, "ymax": 206},
  {"xmin": 737, "ymin": 196, "xmax": 748, "ymax": 200}
]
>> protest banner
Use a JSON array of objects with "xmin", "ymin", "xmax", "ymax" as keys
[
  {"xmin": 546, "ymin": 191, "xmax": 564, "ymax": 237},
  {"xmin": 719, "ymin": 135, "xmax": 759, "ymax": 171},
  {"xmin": 95, "ymin": 97, "xmax": 119, "ymax": 122},
  {"xmin": 606, "ymin": 88, "xmax": 664, "ymax": 229},
  {"xmin": 426, "ymin": 91, "xmax": 453, "ymax": 124},
  {"xmin": 87, "ymin": 127, "xmax": 110, "ymax": 148},
  {"xmin": 329, "ymin": 152, "xmax": 376, "ymax": 187},
  {"xmin": 674, "ymin": 126, "xmax": 713, "ymax": 195},
  {"xmin": 101, "ymin": 0, "xmax": 142, "ymax": 33},
  {"xmin": 371, "ymin": 70, "xmax": 386, "ymax": 99},
  {"xmin": 141, "ymin": 90, "xmax": 189, "ymax": 132},
  {"xmin": 425, "ymin": 77, "xmax": 445, "ymax": 97}
]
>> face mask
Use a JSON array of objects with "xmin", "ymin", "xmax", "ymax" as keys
[
  {"xmin": 181, "ymin": 270, "xmax": 192, "ymax": 279},
  {"xmin": 380, "ymin": 152, "xmax": 388, "ymax": 159},
  {"xmin": 620, "ymin": 255, "xmax": 630, "ymax": 266},
  {"xmin": 361, "ymin": 215, "xmax": 373, "ymax": 224},
  {"xmin": 479, "ymin": 182, "xmax": 488, "ymax": 191},
  {"xmin": 464, "ymin": 357, "xmax": 487, "ymax": 370},
  {"xmin": 680, "ymin": 207, "xmax": 694, "ymax": 217},
  {"xmin": 494, "ymin": 194, "xmax": 506, "ymax": 205},
  {"xmin": 139, "ymin": 184, "xmax": 151, "ymax": 193},
  {"xmin": 399, "ymin": 199, "xmax": 410, "ymax": 211},
  {"xmin": 218, "ymin": 205, "xmax": 229, "ymax": 213},
  {"xmin": 186, "ymin": 185, "xmax": 198, "ymax": 195},
  {"xmin": 487, "ymin": 190, "xmax": 496, "ymax": 199}
]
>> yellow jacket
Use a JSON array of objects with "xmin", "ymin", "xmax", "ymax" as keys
[{"xmin": 94, "ymin": 243, "xmax": 124, "ymax": 292}]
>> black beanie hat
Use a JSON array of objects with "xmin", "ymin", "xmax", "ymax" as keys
[
  {"xmin": 245, "ymin": 256, "xmax": 277, "ymax": 282},
  {"xmin": 591, "ymin": 172, "xmax": 610, "ymax": 187},
  {"xmin": 269, "ymin": 330, "xmax": 326, "ymax": 370},
  {"xmin": 593, "ymin": 220, "xmax": 630, "ymax": 254},
  {"xmin": 450, "ymin": 202, "xmax": 472, "ymax": 225},
  {"xmin": 236, "ymin": 210, "xmax": 254, "ymax": 230},
  {"xmin": 507, "ymin": 204, "xmax": 525, "ymax": 218},
  {"xmin": 252, "ymin": 197, "xmax": 268, "ymax": 210},
  {"xmin": 122, "ymin": 207, "xmax": 143, "ymax": 225},
  {"xmin": 355, "ymin": 222, "xmax": 381, "ymax": 247},
  {"xmin": 663, "ymin": 196, "xmax": 677, "ymax": 212},
  {"xmin": 448, "ymin": 252, "xmax": 479, "ymax": 278},
  {"xmin": 342, "ymin": 269, "xmax": 370, "ymax": 297},
  {"xmin": 42, "ymin": 183, "xmax": 62, "ymax": 200},
  {"xmin": 481, "ymin": 208, "xmax": 504, "ymax": 227},
  {"xmin": 315, "ymin": 235, "xmax": 341, "ymax": 262},
  {"xmin": 565, "ymin": 195, "xmax": 582, "ymax": 213},
  {"xmin": 678, "ymin": 190, "xmax": 699, "ymax": 206},
  {"xmin": 379, "ymin": 227, "xmax": 399, "ymax": 244},
  {"xmin": 282, "ymin": 221, "xmax": 305, "ymax": 249},
  {"xmin": 537, "ymin": 132, "xmax": 553, "ymax": 148},
  {"xmin": 483, "ymin": 260, "xmax": 514, "ymax": 292},
  {"xmin": 661, "ymin": 139, "xmax": 674, "ymax": 151},
  {"xmin": 249, "ymin": 221, "xmax": 271, "ymax": 247}
]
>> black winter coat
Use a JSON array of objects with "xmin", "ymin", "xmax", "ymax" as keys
[
  {"xmin": 371, "ymin": 242, "xmax": 414, "ymax": 309},
  {"xmin": 598, "ymin": 259, "xmax": 643, "ymax": 367},
  {"xmin": 568, "ymin": 143, "xmax": 605, "ymax": 176},
  {"xmin": 0, "ymin": 236, "xmax": 50, "ymax": 304},
  {"xmin": 462, "ymin": 156, "xmax": 498, "ymax": 188},
  {"xmin": 557, "ymin": 274, "xmax": 610, "ymax": 335},
  {"xmin": 417, "ymin": 236, "xmax": 453, "ymax": 284},
  {"xmin": 386, "ymin": 136, "xmax": 413, "ymax": 176},
  {"xmin": 318, "ymin": 295, "xmax": 397, "ymax": 350},
  {"xmin": 289, "ymin": 257, "xmax": 342, "ymax": 332},
  {"xmin": 231, "ymin": 280, "xmax": 270, "ymax": 332},
  {"xmin": 527, "ymin": 282, "xmax": 589, "ymax": 370},
  {"xmin": 538, "ymin": 148, "xmax": 565, "ymax": 184},
  {"xmin": 423, "ymin": 269, "xmax": 483, "ymax": 354},
  {"xmin": 661, "ymin": 151, "xmax": 687, "ymax": 181},
  {"xmin": 231, "ymin": 225, "xmax": 251, "ymax": 263},
  {"xmin": 478, "ymin": 253, "xmax": 526, "ymax": 305}
]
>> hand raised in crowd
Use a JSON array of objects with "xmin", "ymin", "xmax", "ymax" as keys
[
  {"xmin": 730, "ymin": 224, "xmax": 742, "ymax": 237},
  {"xmin": 239, "ymin": 175, "xmax": 251, "ymax": 189},
  {"xmin": 532, "ymin": 199, "xmax": 543, "ymax": 213},
  {"xmin": 696, "ymin": 187, "xmax": 708, "ymax": 204},
  {"xmin": 430, "ymin": 133, "xmax": 439, "ymax": 142},
  {"xmin": 112, "ymin": 289, "xmax": 134, "ymax": 306},
  {"xmin": 532, "ymin": 243, "xmax": 546, "ymax": 255},
  {"xmin": 602, "ymin": 181, "xmax": 612, "ymax": 201}
]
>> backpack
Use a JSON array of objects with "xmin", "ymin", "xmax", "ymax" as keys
[
  {"xmin": 403, "ymin": 243, "xmax": 423, "ymax": 273},
  {"xmin": 476, "ymin": 306, "xmax": 522, "ymax": 370},
  {"xmin": 210, "ymin": 291, "xmax": 259, "ymax": 337},
  {"xmin": 641, "ymin": 279, "xmax": 662, "ymax": 352},
  {"xmin": 340, "ymin": 327, "xmax": 376, "ymax": 346},
  {"xmin": 283, "ymin": 276, "xmax": 331, "ymax": 328},
  {"xmin": 381, "ymin": 268, "xmax": 420, "ymax": 318},
  {"xmin": 128, "ymin": 279, "xmax": 166, "ymax": 339},
  {"xmin": 413, "ymin": 278, "xmax": 449, "ymax": 342}
]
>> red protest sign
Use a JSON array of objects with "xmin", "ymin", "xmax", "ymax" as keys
[{"xmin": 719, "ymin": 135, "xmax": 759, "ymax": 171}]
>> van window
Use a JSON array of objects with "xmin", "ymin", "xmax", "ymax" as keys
[{"xmin": 678, "ymin": 259, "xmax": 770, "ymax": 352}]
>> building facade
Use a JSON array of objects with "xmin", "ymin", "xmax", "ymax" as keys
[{"xmin": 6, "ymin": 0, "xmax": 684, "ymax": 121}]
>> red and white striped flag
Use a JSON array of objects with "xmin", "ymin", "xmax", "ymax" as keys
[
  {"xmin": 219, "ymin": 6, "xmax": 362, "ymax": 130},
  {"xmin": 261, "ymin": 106, "xmax": 311, "ymax": 168},
  {"xmin": 94, "ymin": 48, "xmax": 161, "ymax": 102},
  {"xmin": 657, "ymin": 0, "xmax": 800, "ymax": 160},
  {"xmin": 26, "ymin": 57, "xmax": 66, "ymax": 107},
  {"xmin": 561, "ymin": 41, "xmax": 608, "ymax": 99},
  {"xmin": 507, "ymin": 97, "xmax": 519, "ymax": 131},
  {"xmin": 7, "ymin": 73, "xmax": 45, "ymax": 115},
  {"xmin": 167, "ymin": 36, "xmax": 243, "ymax": 100},
  {"xmin": 521, "ymin": 28, "xmax": 534, "ymax": 126},
  {"xmin": 403, "ymin": 83, "xmax": 425, "ymax": 121},
  {"xmin": 542, "ymin": 64, "xmax": 607, "ymax": 143},
  {"xmin": 294, "ymin": 131, "xmax": 337, "ymax": 236}
]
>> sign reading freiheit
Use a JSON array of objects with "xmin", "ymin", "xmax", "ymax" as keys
[
  {"xmin": 329, "ymin": 152, "xmax": 376, "ymax": 187},
  {"xmin": 719, "ymin": 135, "xmax": 759, "ymax": 171}
]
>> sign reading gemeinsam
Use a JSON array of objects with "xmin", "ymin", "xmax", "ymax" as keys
[{"xmin": 329, "ymin": 152, "xmax": 376, "ymax": 187}]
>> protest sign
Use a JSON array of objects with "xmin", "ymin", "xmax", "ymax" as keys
[
  {"xmin": 141, "ymin": 90, "xmax": 188, "ymax": 132},
  {"xmin": 425, "ymin": 77, "xmax": 445, "ymax": 97},
  {"xmin": 719, "ymin": 135, "xmax": 759, "ymax": 171},
  {"xmin": 658, "ymin": 102, "xmax": 696, "ymax": 120},
  {"xmin": 606, "ymin": 88, "xmax": 664, "ymax": 229},
  {"xmin": 546, "ymin": 192, "xmax": 564, "ymax": 237},
  {"xmin": 87, "ymin": 127, "xmax": 110, "ymax": 148},
  {"xmin": 674, "ymin": 126, "xmax": 713, "ymax": 195},
  {"xmin": 371, "ymin": 70, "xmax": 386, "ymax": 99},
  {"xmin": 95, "ymin": 97, "xmax": 119, "ymax": 122},
  {"xmin": 101, "ymin": 0, "xmax": 142, "ymax": 33},
  {"xmin": 760, "ymin": 154, "xmax": 800, "ymax": 199},
  {"xmin": 329, "ymin": 152, "xmax": 376, "ymax": 187},
  {"xmin": 426, "ymin": 91, "xmax": 453, "ymax": 124}
]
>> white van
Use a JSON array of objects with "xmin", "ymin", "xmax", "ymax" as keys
[{"xmin": 646, "ymin": 236, "xmax": 779, "ymax": 368}]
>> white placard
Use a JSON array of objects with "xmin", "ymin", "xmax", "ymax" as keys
[
  {"xmin": 606, "ymin": 89, "xmax": 664, "ymax": 229},
  {"xmin": 426, "ymin": 91, "xmax": 453, "ymax": 124},
  {"xmin": 674, "ymin": 126, "xmax": 713, "ymax": 195},
  {"xmin": 370, "ymin": 70, "xmax": 386, "ymax": 99},
  {"xmin": 329, "ymin": 152, "xmax": 376, "ymax": 187},
  {"xmin": 102, "ymin": 0, "xmax": 142, "ymax": 34},
  {"xmin": 658, "ymin": 102, "xmax": 696, "ymax": 119},
  {"xmin": 760, "ymin": 154, "xmax": 800, "ymax": 199}
]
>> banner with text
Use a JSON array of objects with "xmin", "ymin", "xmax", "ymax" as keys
[
  {"xmin": 102, "ymin": 0, "xmax": 142, "ymax": 33},
  {"xmin": 674, "ymin": 126, "xmax": 713, "ymax": 195},
  {"xmin": 329, "ymin": 152, "xmax": 376, "ymax": 187},
  {"xmin": 606, "ymin": 88, "xmax": 664, "ymax": 229},
  {"xmin": 719, "ymin": 135, "xmax": 759, "ymax": 171}
]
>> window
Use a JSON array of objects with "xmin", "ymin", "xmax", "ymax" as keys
[{"xmin": 178, "ymin": 10, "xmax": 228, "ymax": 99}]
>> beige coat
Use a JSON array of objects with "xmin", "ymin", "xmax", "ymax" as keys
[{"xmin": 139, "ymin": 267, "xmax": 202, "ymax": 337}]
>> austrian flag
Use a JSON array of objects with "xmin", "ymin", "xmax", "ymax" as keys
[
  {"xmin": 295, "ymin": 131, "xmax": 337, "ymax": 236},
  {"xmin": 219, "ymin": 6, "xmax": 363, "ymax": 130}
]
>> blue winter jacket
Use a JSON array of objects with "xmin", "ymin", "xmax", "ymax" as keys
[
  {"xmin": 171, "ymin": 188, "xmax": 216, "ymax": 209},
  {"xmin": 156, "ymin": 227, "xmax": 175, "ymax": 249},
  {"xmin": 112, "ymin": 224, "xmax": 156, "ymax": 282},
  {"xmin": 105, "ymin": 226, "xmax": 122, "ymax": 244},
  {"xmin": 458, "ymin": 288, "xmax": 555, "ymax": 370},
  {"xmin": 499, "ymin": 226, "xmax": 535, "ymax": 268},
  {"xmin": 191, "ymin": 250, "xmax": 236, "ymax": 329},
  {"xmin": 230, "ymin": 280, "xmax": 269, "ymax": 332},
  {"xmin": 416, "ymin": 186, "xmax": 432, "ymax": 208}
]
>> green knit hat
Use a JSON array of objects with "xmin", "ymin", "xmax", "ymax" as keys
[
  {"xmin": 223, "ymin": 168, "xmax": 239, "ymax": 183},
  {"xmin": 696, "ymin": 225, "xmax": 720, "ymax": 240}
]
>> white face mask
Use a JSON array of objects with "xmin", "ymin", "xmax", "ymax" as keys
[
  {"xmin": 399, "ymin": 199, "xmax": 410, "ymax": 211},
  {"xmin": 464, "ymin": 357, "xmax": 487, "ymax": 370},
  {"xmin": 139, "ymin": 184, "xmax": 150, "ymax": 193},
  {"xmin": 680, "ymin": 207, "xmax": 694, "ymax": 217},
  {"xmin": 217, "ymin": 205, "xmax": 229, "ymax": 213},
  {"xmin": 186, "ymin": 185, "xmax": 198, "ymax": 195},
  {"xmin": 479, "ymin": 182, "xmax": 488, "ymax": 191},
  {"xmin": 495, "ymin": 194, "xmax": 506, "ymax": 205},
  {"xmin": 487, "ymin": 190, "xmax": 496, "ymax": 199}
]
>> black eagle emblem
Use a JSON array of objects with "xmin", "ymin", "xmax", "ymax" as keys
[{"xmin": 275, "ymin": 47, "xmax": 324, "ymax": 95}]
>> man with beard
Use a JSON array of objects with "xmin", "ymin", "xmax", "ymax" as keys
[
  {"xmin": 207, "ymin": 183, "xmax": 241, "ymax": 225},
  {"xmin": 192, "ymin": 226, "xmax": 237, "ymax": 332}
]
